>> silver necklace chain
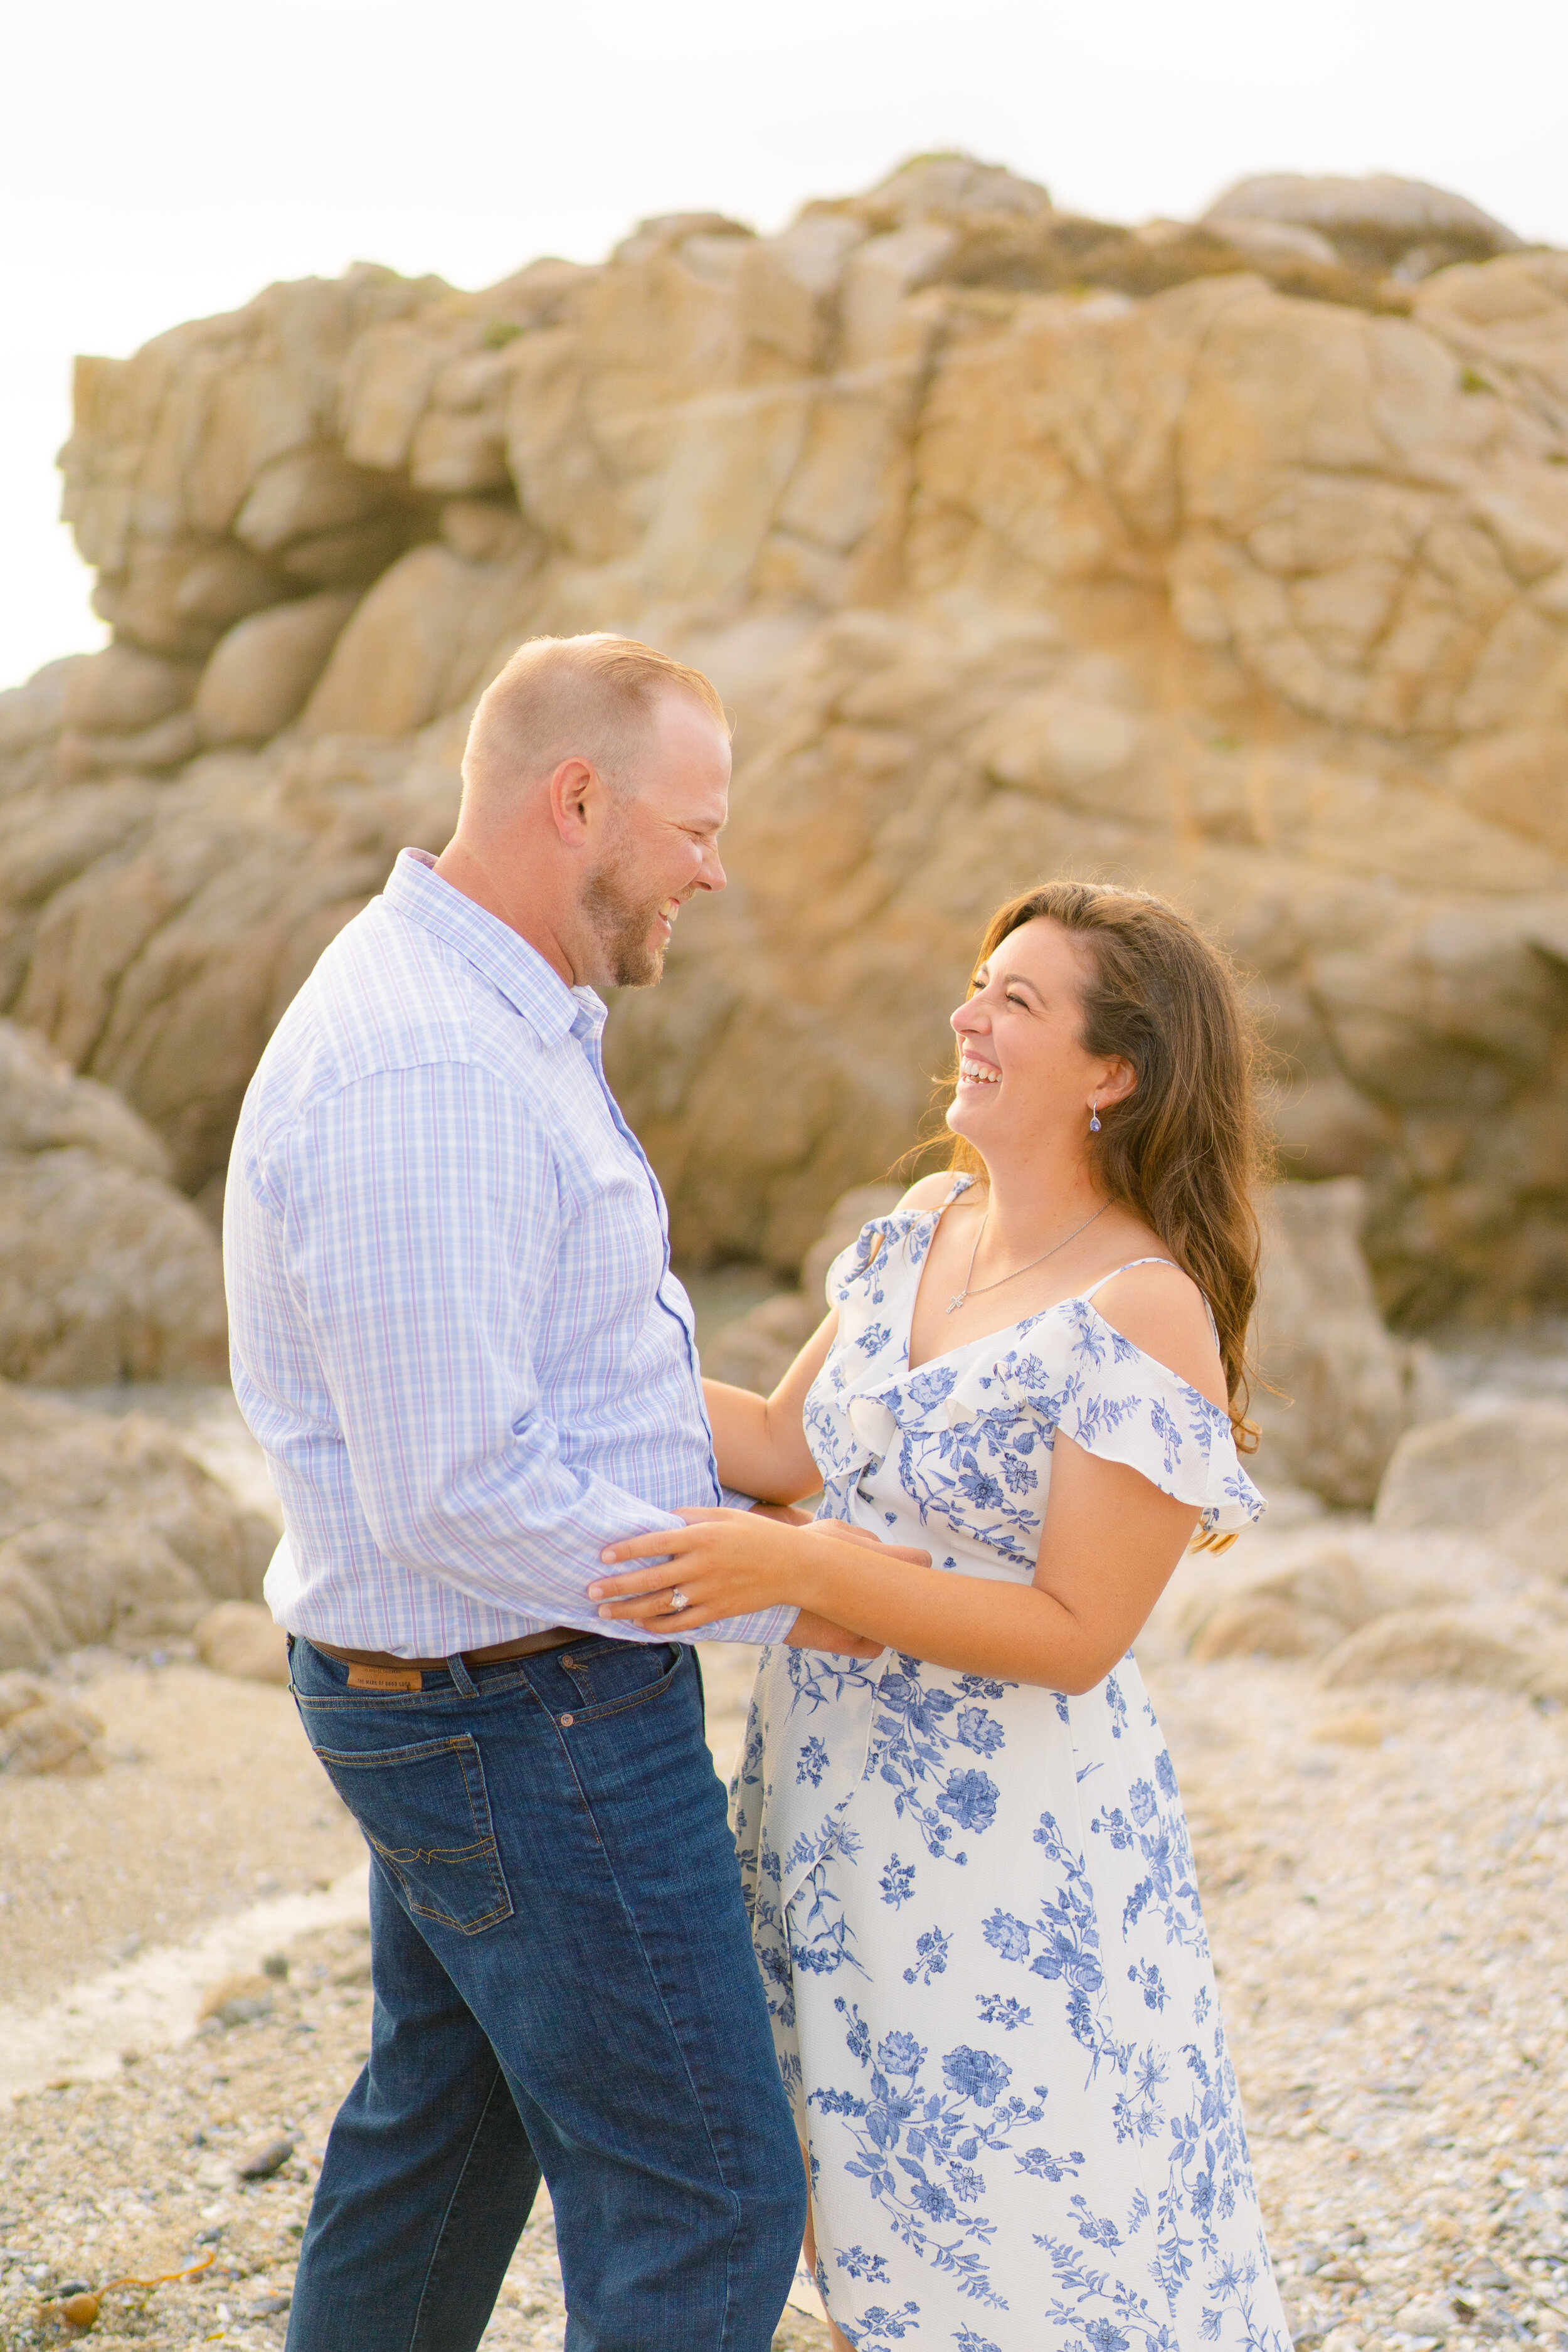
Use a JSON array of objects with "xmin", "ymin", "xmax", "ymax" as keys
[{"xmin": 946, "ymin": 1201, "xmax": 1109, "ymax": 1313}]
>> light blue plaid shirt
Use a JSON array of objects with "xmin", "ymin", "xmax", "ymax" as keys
[{"xmin": 225, "ymin": 848, "xmax": 791, "ymax": 1657}]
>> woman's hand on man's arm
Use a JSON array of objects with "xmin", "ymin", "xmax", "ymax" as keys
[
  {"xmin": 591, "ymin": 1447, "xmax": 1200, "ymax": 1693},
  {"xmin": 588, "ymin": 1507, "xmax": 926, "ymax": 1656}
]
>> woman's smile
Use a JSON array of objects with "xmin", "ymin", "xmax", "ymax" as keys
[{"xmin": 955, "ymin": 1052, "xmax": 1002, "ymax": 1088}]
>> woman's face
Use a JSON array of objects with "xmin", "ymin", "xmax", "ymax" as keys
[{"xmin": 947, "ymin": 916, "xmax": 1126, "ymax": 1156}]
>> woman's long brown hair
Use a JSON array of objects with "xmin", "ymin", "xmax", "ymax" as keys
[{"xmin": 946, "ymin": 881, "xmax": 1266, "ymax": 1449}]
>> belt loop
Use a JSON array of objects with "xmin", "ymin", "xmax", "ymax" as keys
[{"xmin": 447, "ymin": 1652, "xmax": 479, "ymax": 1698}]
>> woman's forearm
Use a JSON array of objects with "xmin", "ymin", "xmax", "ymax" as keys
[
  {"xmin": 793, "ymin": 1537, "xmax": 1111, "ymax": 1694},
  {"xmin": 704, "ymin": 1379, "xmax": 820, "ymax": 1505},
  {"xmin": 595, "ymin": 1434, "xmax": 1193, "ymax": 1683}
]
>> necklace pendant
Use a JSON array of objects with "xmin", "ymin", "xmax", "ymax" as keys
[{"xmin": 947, "ymin": 1293, "xmax": 965, "ymax": 1313}]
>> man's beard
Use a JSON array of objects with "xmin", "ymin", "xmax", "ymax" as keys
[{"xmin": 583, "ymin": 840, "xmax": 670, "ymax": 988}]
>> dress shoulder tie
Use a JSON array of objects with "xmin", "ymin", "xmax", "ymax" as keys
[
  {"xmin": 1079, "ymin": 1255, "xmax": 1222, "ymax": 1348},
  {"xmin": 1076, "ymin": 1255, "xmax": 1179, "ymax": 1302}
]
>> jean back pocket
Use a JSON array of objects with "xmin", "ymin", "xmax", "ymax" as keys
[{"xmin": 312, "ymin": 1732, "xmax": 512, "ymax": 1936}]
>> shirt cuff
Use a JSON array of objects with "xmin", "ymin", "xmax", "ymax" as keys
[
  {"xmin": 718, "ymin": 1485, "xmax": 760, "ymax": 1511},
  {"xmin": 696, "ymin": 1603, "xmax": 797, "ymax": 1647}
]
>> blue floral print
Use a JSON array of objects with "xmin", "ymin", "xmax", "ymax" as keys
[{"xmin": 729, "ymin": 1184, "xmax": 1283, "ymax": 2349}]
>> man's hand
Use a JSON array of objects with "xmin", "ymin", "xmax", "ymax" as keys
[
  {"xmin": 755, "ymin": 1508, "xmax": 902, "ymax": 1655},
  {"xmin": 783, "ymin": 1609, "xmax": 883, "ymax": 1658}
]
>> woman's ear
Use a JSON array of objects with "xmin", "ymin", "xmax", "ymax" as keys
[{"xmin": 1097, "ymin": 1057, "xmax": 1138, "ymax": 1107}]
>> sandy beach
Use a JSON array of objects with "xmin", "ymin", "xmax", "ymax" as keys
[{"xmin": 3, "ymin": 1623, "xmax": 1565, "ymax": 2351}]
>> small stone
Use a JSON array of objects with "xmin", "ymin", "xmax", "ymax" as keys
[
  {"xmin": 220, "ymin": 1996, "xmax": 271, "ymax": 2026},
  {"xmin": 1312, "ymin": 1710, "xmax": 1390, "ymax": 1748},
  {"xmin": 1395, "ymin": 2301, "xmax": 1455, "ymax": 2338},
  {"xmin": 198, "ymin": 1972, "xmax": 275, "ymax": 2028},
  {"xmin": 237, "ymin": 2134, "xmax": 297, "ymax": 2180},
  {"xmin": 249, "ymin": 2291, "xmax": 292, "ymax": 2316},
  {"xmin": 261, "ymin": 1952, "xmax": 289, "ymax": 1979}
]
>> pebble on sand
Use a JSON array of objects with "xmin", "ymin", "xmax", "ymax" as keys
[{"xmin": 237, "ymin": 2135, "xmax": 297, "ymax": 2181}]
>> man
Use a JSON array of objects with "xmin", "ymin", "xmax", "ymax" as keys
[{"xmin": 226, "ymin": 635, "xmax": 851, "ymax": 2351}]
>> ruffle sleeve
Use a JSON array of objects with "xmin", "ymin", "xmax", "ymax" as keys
[{"xmin": 947, "ymin": 1296, "xmax": 1264, "ymax": 1539}]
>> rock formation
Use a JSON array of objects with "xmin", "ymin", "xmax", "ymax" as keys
[
  {"xmin": 1248, "ymin": 1177, "xmax": 1449, "ymax": 1508},
  {"xmin": 0, "ymin": 1017, "xmax": 228, "ymax": 1382},
  {"xmin": 0, "ymin": 1382, "xmax": 273, "ymax": 1670},
  {"xmin": 2, "ymin": 157, "xmax": 1566, "ymax": 1319},
  {"xmin": 1155, "ymin": 1391, "xmax": 1568, "ymax": 1687},
  {"xmin": 0, "ymin": 1678, "xmax": 104, "ymax": 1776},
  {"xmin": 194, "ymin": 1597, "xmax": 290, "ymax": 1685}
]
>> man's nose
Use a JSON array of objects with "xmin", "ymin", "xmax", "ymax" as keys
[{"xmin": 698, "ymin": 842, "xmax": 727, "ymax": 891}]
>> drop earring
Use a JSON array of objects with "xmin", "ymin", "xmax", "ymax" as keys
[{"xmin": 1088, "ymin": 1097, "xmax": 1101, "ymax": 1133}]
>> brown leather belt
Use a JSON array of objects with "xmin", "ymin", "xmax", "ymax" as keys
[{"xmin": 305, "ymin": 1628, "xmax": 579, "ymax": 1673}]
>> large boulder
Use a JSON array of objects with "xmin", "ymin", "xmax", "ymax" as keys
[
  {"xmin": 1316, "ymin": 1605, "xmax": 1536, "ymax": 1690},
  {"xmin": 0, "ymin": 1382, "xmax": 273, "ymax": 1669},
  {"xmin": 1151, "ymin": 1518, "xmax": 1487, "ymax": 1663},
  {"xmin": 1186, "ymin": 1545, "xmax": 1380, "ymax": 1661},
  {"xmin": 2, "ymin": 158, "xmax": 1567, "ymax": 1323},
  {"xmin": 0, "ymin": 1019, "xmax": 228, "ymax": 1382},
  {"xmin": 0, "ymin": 1696, "xmax": 105, "ymax": 1776},
  {"xmin": 1374, "ymin": 1399, "xmax": 1568, "ymax": 1579},
  {"xmin": 194, "ymin": 1599, "xmax": 290, "ymax": 1685},
  {"xmin": 1249, "ymin": 1179, "xmax": 1447, "ymax": 1508},
  {"xmin": 703, "ymin": 1290, "xmax": 819, "ymax": 1395},
  {"xmin": 1203, "ymin": 173, "xmax": 1524, "ymax": 280},
  {"xmin": 194, "ymin": 591, "xmax": 359, "ymax": 745}
]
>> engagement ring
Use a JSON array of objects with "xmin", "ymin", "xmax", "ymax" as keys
[{"xmin": 668, "ymin": 1587, "xmax": 691, "ymax": 1613}]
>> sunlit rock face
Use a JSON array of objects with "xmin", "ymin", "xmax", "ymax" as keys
[
  {"xmin": 0, "ymin": 1017, "xmax": 228, "ymax": 1384},
  {"xmin": 2, "ymin": 158, "xmax": 1566, "ymax": 1322}
]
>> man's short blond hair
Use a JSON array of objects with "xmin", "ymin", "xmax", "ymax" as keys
[{"xmin": 462, "ymin": 633, "xmax": 730, "ymax": 809}]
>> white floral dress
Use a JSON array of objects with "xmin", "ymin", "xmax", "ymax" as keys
[{"xmin": 730, "ymin": 1180, "xmax": 1288, "ymax": 2352}]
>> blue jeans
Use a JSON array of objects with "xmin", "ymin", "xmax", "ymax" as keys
[{"xmin": 285, "ymin": 1634, "xmax": 803, "ymax": 2352}]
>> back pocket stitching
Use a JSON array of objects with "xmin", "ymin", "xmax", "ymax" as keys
[{"xmin": 312, "ymin": 1733, "xmax": 512, "ymax": 1937}]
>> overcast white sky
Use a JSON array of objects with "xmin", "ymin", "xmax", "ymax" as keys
[{"xmin": 4, "ymin": 0, "xmax": 1565, "ymax": 691}]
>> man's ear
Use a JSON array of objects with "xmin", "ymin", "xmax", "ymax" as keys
[{"xmin": 548, "ymin": 756, "xmax": 596, "ymax": 846}]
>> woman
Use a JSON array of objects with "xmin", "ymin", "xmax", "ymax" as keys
[{"xmin": 590, "ymin": 882, "xmax": 1290, "ymax": 2352}]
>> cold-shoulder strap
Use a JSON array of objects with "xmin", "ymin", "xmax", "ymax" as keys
[
  {"xmin": 1080, "ymin": 1255, "xmax": 1222, "ymax": 1345},
  {"xmin": 1078, "ymin": 1256, "xmax": 1177, "ymax": 1302},
  {"xmin": 941, "ymin": 1173, "xmax": 977, "ymax": 1209}
]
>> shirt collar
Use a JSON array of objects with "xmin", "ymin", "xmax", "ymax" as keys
[{"xmin": 385, "ymin": 849, "xmax": 607, "ymax": 1047}]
